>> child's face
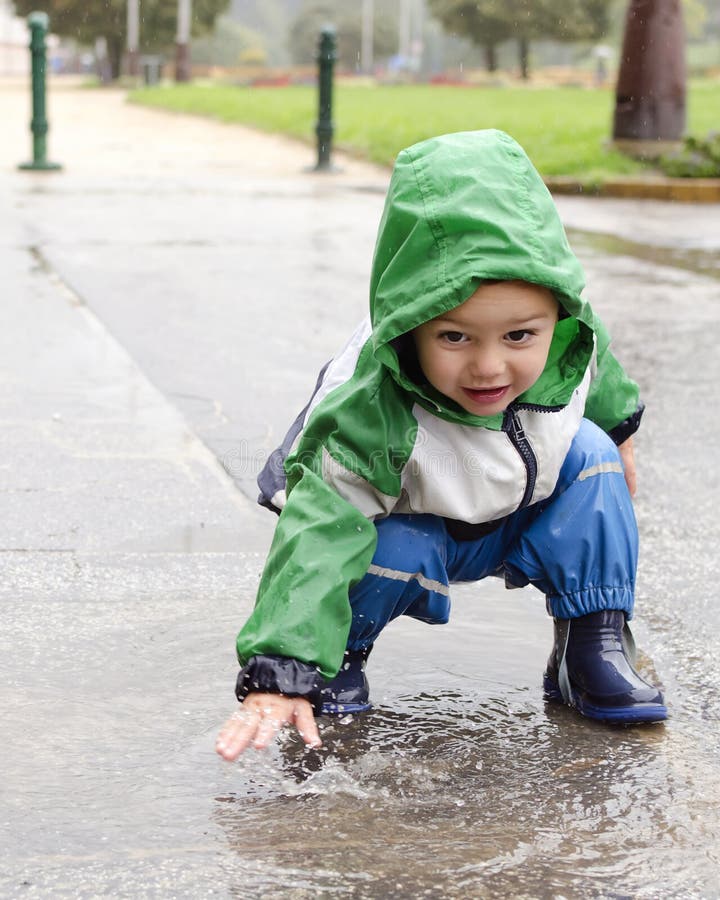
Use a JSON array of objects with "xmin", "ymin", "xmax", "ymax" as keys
[{"xmin": 412, "ymin": 281, "xmax": 559, "ymax": 416}]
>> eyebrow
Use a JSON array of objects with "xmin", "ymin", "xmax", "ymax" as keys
[{"xmin": 434, "ymin": 311, "xmax": 555, "ymax": 327}]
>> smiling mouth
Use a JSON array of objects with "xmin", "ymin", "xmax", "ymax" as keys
[{"xmin": 461, "ymin": 386, "xmax": 510, "ymax": 404}]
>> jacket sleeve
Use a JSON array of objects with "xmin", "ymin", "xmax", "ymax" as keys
[
  {"xmin": 584, "ymin": 313, "xmax": 644, "ymax": 444},
  {"xmin": 235, "ymin": 463, "xmax": 379, "ymax": 697}
]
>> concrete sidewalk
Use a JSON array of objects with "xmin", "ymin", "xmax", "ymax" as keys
[
  {"xmin": 2, "ymin": 78, "xmax": 390, "ymax": 180},
  {"xmin": 0, "ymin": 80, "xmax": 414, "ymax": 895},
  {"xmin": 2, "ymin": 80, "xmax": 720, "ymax": 897}
]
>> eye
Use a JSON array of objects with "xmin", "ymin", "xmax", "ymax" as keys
[
  {"xmin": 440, "ymin": 331, "xmax": 468, "ymax": 344},
  {"xmin": 506, "ymin": 330, "xmax": 533, "ymax": 344}
]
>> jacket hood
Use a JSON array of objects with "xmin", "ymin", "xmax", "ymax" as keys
[{"xmin": 369, "ymin": 130, "xmax": 594, "ymax": 422}]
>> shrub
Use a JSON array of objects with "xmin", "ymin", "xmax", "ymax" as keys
[{"xmin": 659, "ymin": 131, "xmax": 720, "ymax": 177}]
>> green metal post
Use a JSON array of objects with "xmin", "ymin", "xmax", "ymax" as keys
[
  {"xmin": 314, "ymin": 26, "xmax": 336, "ymax": 172},
  {"xmin": 19, "ymin": 11, "xmax": 61, "ymax": 172}
]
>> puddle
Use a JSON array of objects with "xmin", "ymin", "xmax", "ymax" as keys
[
  {"xmin": 212, "ymin": 692, "xmax": 720, "ymax": 897},
  {"xmin": 568, "ymin": 227, "xmax": 720, "ymax": 281}
]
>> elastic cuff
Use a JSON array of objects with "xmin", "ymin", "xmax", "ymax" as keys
[
  {"xmin": 545, "ymin": 586, "xmax": 634, "ymax": 620},
  {"xmin": 608, "ymin": 403, "xmax": 644, "ymax": 446},
  {"xmin": 235, "ymin": 655, "xmax": 324, "ymax": 716}
]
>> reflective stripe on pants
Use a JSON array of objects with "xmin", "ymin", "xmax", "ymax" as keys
[{"xmin": 345, "ymin": 419, "xmax": 637, "ymax": 650}]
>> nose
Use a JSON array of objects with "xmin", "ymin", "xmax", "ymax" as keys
[{"xmin": 467, "ymin": 346, "xmax": 505, "ymax": 381}]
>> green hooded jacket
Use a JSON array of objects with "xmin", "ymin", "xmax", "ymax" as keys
[{"xmin": 237, "ymin": 130, "xmax": 641, "ymax": 688}]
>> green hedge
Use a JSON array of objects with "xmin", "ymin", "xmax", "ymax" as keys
[{"xmin": 660, "ymin": 132, "xmax": 720, "ymax": 177}]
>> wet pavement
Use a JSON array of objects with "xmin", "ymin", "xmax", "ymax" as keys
[{"xmin": 2, "ymin": 80, "xmax": 719, "ymax": 897}]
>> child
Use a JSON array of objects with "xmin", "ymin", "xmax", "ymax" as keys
[{"xmin": 216, "ymin": 130, "xmax": 666, "ymax": 760}]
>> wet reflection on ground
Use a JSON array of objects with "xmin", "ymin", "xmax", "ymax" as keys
[
  {"xmin": 212, "ymin": 671, "xmax": 719, "ymax": 897},
  {"xmin": 568, "ymin": 228, "xmax": 720, "ymax": 281}
]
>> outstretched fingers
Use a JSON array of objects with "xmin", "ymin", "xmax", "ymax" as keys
[
  {"xmin": 293, "ymin": 700, "xmax": 322, "ymax": 748},
  {"xmin": 215, "ymin": 706, "xmax": 263, "ymax": 760},
  {"xmin": 215, "ymin": 693, "xmax": 321, "ymax": 760},
  {"xmin": 251, "ymin": 703, "xmax": 287, "ymax": 750}
]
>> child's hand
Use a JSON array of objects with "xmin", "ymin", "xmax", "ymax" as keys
[
  {"xmin": 618, "ymin": 437, "xmax": 636, "ymax": 497},
  {"xmin": 215, "ymin": 693, "xmax": 321, "ymax": 761}
]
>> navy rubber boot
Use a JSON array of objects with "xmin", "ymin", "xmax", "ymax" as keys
[
  {"xmin": 543, "ymin": 610, "xmax": 667, "ymax": 724},
  {"xmin": 319, "ymin": 646, "xmax": 373, "ymax": 716}
]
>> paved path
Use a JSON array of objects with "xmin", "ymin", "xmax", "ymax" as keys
[
  {"xmin": 2, "ymin": 78, "xmax": 719, "ymax": 897},
  {"xmin": 2, "ymin": 78, "xmax": 389, "ymax": 179}
]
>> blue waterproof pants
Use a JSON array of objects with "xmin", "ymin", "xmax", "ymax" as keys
[{"xmin": 345, "ymin": 419, "xmax": 638, "ymax": 651}]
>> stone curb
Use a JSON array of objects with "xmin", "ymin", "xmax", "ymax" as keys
[{"xmin": 545, "ymin": 175, "xmax": 720, "ymax": 203}]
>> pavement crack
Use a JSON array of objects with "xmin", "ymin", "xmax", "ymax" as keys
[
  {"xmin": 170, "ymin": 392, "xmax": 230, "ymax": 425},
  {"xmin": 22, "ymin": 246, "xmax": 256, "ymax": 516},
  {"xmin": 28, "ymin": 245, "xmax": 86, "ymax": 307},
  {"xmin": 0, "ymin": 548, "xmax": 76, "ymax": 553}
]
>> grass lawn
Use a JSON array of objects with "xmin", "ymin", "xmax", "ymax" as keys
[{"xmin": 128, "ymin": 79, "xmax": 719, "ymax": 181}]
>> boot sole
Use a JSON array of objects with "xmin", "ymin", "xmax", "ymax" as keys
[{"xmin": 543, "ymin": 674, "xmax": 667, "ymax": 724}]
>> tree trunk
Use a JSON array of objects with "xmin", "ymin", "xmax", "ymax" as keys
[
  {"xmin": 518, "ymin": 35, "xmax": 529, "ymax": 80},
  {"xmin": 175, "ymin": 0, "xmax": 192, "ymax": 82},
  {"xmin": 613, "ymin": 0, "xmax": 686, "ymax": 141},
  {"xmin": 126, "ymin": 0, "xmax": 140, "ymax": 77},
  {"xmin": 484, "ymin": 43, "xmax": 497, "ymax": 73},
  {"xmin": 107, "ymin": 34, "xmax": 123, "ymax": 81}
]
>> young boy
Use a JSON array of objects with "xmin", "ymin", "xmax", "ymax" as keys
[{"xmin": 216, "ymin": 130, "xmax": 666, "ymax": 760}]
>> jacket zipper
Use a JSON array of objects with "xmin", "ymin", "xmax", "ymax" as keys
[
  {"xmin": 503, "ymin": 406, "xmax": 537, "ymax": 510},
  {"xmin": 513, "ymin": 401, "xmax": 564, "ymax": 414}
]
